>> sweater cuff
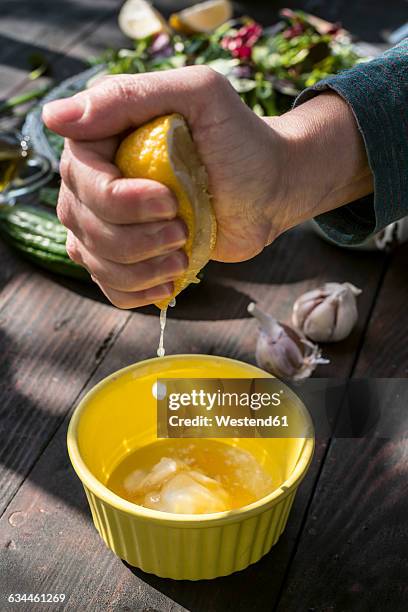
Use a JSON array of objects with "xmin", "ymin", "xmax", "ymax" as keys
[{"xmin": 294, "ymin": 40, "xmax": 408, "ymax": 246}]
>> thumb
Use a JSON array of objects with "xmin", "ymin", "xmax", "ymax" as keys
[{"xmin": 42, "ymin": 66, "xmax": 218, "ymax": 140}]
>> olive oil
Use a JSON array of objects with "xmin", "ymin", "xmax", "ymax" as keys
[
  {"xmin": 107, "ymin": 439, "xmax": 275, "ymax": 514},
  {"xmin": 0, "ymin": 133, "xmax": 27, "ymax": 192}
]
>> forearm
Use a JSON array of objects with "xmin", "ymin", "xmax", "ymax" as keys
[
  {"xmin": 279, "ymin": 39, "xmax": 408, "ymax": 246},
  {"xmin": 265, "ymin": 92, "xmax": 373, "ymax": 234}
]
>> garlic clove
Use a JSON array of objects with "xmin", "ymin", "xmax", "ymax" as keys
[
  {"xmin": 292, "ymin": 282, "xmax": 362, "ymax": 343},
  {"xmin": 330, "ymin": 285, "xmax": 359, "ymax": 342},
  {"xmin": 292, "ymin": 291, "xmax": 325, "ymax": 330},
  {"xmin": 248, "ymin": 302, "xmax": 328, "ymax": 381},
  {"xmin": 301, "ymin": 296, "xmax": 337, "ymax": 342},
  {"xmin": 256, "ymin": 327, "xmax": 303, "ymax": 380}
]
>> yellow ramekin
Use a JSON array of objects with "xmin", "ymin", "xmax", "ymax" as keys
[{"xmin": 67, "ymin": 354, "xmax": 314, "ymax": 580}]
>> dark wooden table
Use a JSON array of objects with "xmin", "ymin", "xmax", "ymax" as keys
[{"xmin": 1, "ymin": 2, "xmax": 407, "ymax": 611}]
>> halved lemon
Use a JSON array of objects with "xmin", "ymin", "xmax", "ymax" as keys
[
  {"xmin": 169, "ymin": 0, "xmax": 233, "ymax": 34},
  {"xmin": 118, "ymin": 0, "xmax": 169, "ymax": 40},
  {"xmin": 115, "ymin": 114, "xmax": 217, "ymax": 309}
]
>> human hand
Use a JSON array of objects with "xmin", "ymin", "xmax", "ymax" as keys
[
  {"xmin": 43, "ymin": 67, "xmax": 372, "ymax": 309},
  {"xmin": 42, "ymin": 67, "xmax": 284, "ymax": 308}
]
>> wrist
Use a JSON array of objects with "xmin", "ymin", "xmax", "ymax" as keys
[{"xmin": 265, "ymin": 92, "xmax": 373, "ymax": 234}]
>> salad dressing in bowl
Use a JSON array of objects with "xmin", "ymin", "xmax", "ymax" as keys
[
  {"xmin": 107, "ymin": 438, "xmax": 276, "ymax": 514},
  {"xmin": 67, "ymin": 354, "xmax": 314, "ymax": 579}
]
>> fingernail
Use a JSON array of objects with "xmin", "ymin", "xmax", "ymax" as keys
[
  {"xmin": 147, "ymin": 282, "xmax": 173, "ymax": 299},
  {"xmin": 43, "ymin": 95, "xmax": 85, "ymax": 124},
  {"xmin": 162, "ymin": 250, "xmax": 188, "ymax": 276},
  {"xmin": 151, "ymin": 197, "xmax": 177, "ymax": 219},
  {"xmin": 161, "ymin": 220, "xmax": 187, "ymax": 247}
]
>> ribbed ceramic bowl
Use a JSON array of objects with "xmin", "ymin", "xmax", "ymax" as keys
[{"xmin": 67, "ymin": 355, "xmax": 314, "ymax": 580}]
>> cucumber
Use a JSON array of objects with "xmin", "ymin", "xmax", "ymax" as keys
[{"xmin": 0, "ymin": 204, "xmax": 90, "ymax": 281}]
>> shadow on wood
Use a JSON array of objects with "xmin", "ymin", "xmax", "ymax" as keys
[{"xmin": 48, "ymin": 270, "xmax": 256, "ymax": 321}]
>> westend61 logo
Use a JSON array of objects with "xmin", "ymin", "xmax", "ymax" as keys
[{"xmin": 156, "ymin": 378, "xmax": 310, "ymax": 438}]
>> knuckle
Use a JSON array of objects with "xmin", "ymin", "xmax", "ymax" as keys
[
  {"xmin": 79, "ymin": 216, "xmax": 130, "ymax": 263},
  {"xmin": 188, "ymin": 66, "xmax": 230, "ymax": 122},
  {"xmin": 195, "ymin": 65, "xmax": 223, "ymax": 89},
  {"xmin": 108, "ymin": 231, "xmax": 141, "ymax": 264},
  {"xmin": 110, "ymin": 293, "xmax": 133, "ymax": 309},
  {"xmin": 98, "ymin": 178, "xmax": 124, "ymax": 223},
  {"xmin": 146, "ymin": 257, "xmax": 160, "ymax": 281},
  {"xmin": 59, "ymin": 150, "xmax": 75, "ymax": 192},
  {"xmin": 104, "ymin": 76, "xmax": 136, "ymax": 105},
  {"xmin": 65, "ymin": 235, "xmax": 81, "ymax": 262},
  {"xmin": 89, "ymin": 268, "xmax": 107, "ymax": 286},
  {"xmin": 167, "ymin": 250, "xmax": 186, "ymax": 274},
  {"xmin": 79, "ymin": 215, "xmax": 104, "ymax": 252},
  {"xmin": 131, "ymin": 259, "xmax": 153, "ymax": 286},
  {"xmin": 103, "ymin": 178, "xmax": 118, "ymax": 205},
  {"xmin": 89, "ymin": 261, "xmax": 120, "ymax": 289},
  {"xmin": 57, "ymin": 194, "xmax": 73, "ymax": 229}
]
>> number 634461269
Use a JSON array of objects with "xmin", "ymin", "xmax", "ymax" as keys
[{"xmin": 8, "ymin": 594, "xmax": 66, "ymax": 603}]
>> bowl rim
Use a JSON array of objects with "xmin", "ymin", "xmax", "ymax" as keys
[{"xmin": 67, "ymin": 354, "xmax": 315, "ymax": 527}]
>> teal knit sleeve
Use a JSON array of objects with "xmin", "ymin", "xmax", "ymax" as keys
[{"xmin": 294, "ymin": 39, "xmax": 408, "ymax": 246}]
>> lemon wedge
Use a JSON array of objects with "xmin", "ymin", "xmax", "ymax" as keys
[
  {"xmin": 169, "ymin": 0, "xmax": 233, "ymax": 34},
  {"xmin": 115, "ymin": 114, "xmax": 217, "ymax": 309},
  {"xmin": 118, "ymin": 0, "xmax": 169, "ymax": 40}
]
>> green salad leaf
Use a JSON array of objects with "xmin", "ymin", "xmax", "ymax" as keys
[{"xmin": 90, "ymin": 11, "xmax": 364, "ymax": 118}]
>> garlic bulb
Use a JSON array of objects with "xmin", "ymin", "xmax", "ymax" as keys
[
  {"xmin": 292, "ymin": 282, "xmax": 362, "ymax": 343},
  {"xmin": 248, "ymin": 303, "xmax": 328, "ymax": 381},
  {"xmin": 374, "ymin": 218, "xmax": 408, "ymax": 250}
]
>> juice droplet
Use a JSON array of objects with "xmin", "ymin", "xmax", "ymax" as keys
[
  {"xmin": 152, "ymin": 381, "xmax": 167, "ymax": 400},
  {"xmin": 169, "ymin": 297, "xmax": 176, "ymax": 307},
  {"xmin": 157, "ymin": 307, "xmax": 167, "ymax": 357}
]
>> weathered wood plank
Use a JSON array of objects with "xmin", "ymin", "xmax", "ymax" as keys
[
  {"xmin": 274, "ymin": 240, "xmax": 408, "ymax": 610},
  {"xmin": 353, "ymin": 243, "xmax": 408, "ymax": 377},
  {"xmin": 272, "ymin": 244, "xmax": 408, "ymax": 610},
  {"xmin": 0, "ymin": 418, "xmax": 326, "ymax": 612},
  {"xmin": 0, "ymin": 259, "xmax": 129, "ymax": 515},
  {"xmin": 0, "ymin": 0, "xmax": 123, "ymax": 99},
  {"xmin": 0, "ymin": 426, "xmax": 188, "ymax": 612},
  {"xmin": 149, "ymin": 225, "xmax": 387, "ymax": 380},
  {"xmin": 0, "ymin": 3, "xmax": 403, "ymax": 610},
  {"xmin": 51, "ymin": 10, "xmax": 132, "ymax": 85},
  {"xmin": 0, "ymin": 240, "xmax": 27, "ymax": 298},
  {"xmin": 275, "ymin": 380, "xmax": 408, "ymax": 612},
  {"xmin": 27, "ymin": 224, "xmax": 387, "ymax": 378},
  {"xmin": 0, "ymin": 224, "xmax": 387, "ymax": 610}
]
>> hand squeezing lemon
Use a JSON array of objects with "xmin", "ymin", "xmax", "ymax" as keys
[{"xmin": 115, "ymin": 114, "xmax": 217, "ymax": 309}]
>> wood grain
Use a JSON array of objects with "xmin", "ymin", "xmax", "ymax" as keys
[
  {"xmin": 0, "ymin": 259, "xmax": 129, "ymax": 516},
  {"xmin": 0, "ymin": 0, "xmax": 123, "ymax": 99},
  {"xmin": 0, "ymin": 330, "xmax": 331, "ymax": 612},
  {"xmin": 0, "ymin": 425, "xmax": 188, "ymax": 612},
  {"xmin": 275, "ymin": 381, "xmax": 408, "ymax": 612},
  {"xmin": 0, "ymin": 224, "xmax": 386, "ymax": 611},
  {"xmin": 353, "ymin": 243, "xmax": 408, "ymax": 377},
  {"xmin": 144, "ymin": 225, "xmax": 387, "ymax": 380},
  {"xmin": 0, "ymin": 1, "xmax": 406, "ymax": 610}
]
